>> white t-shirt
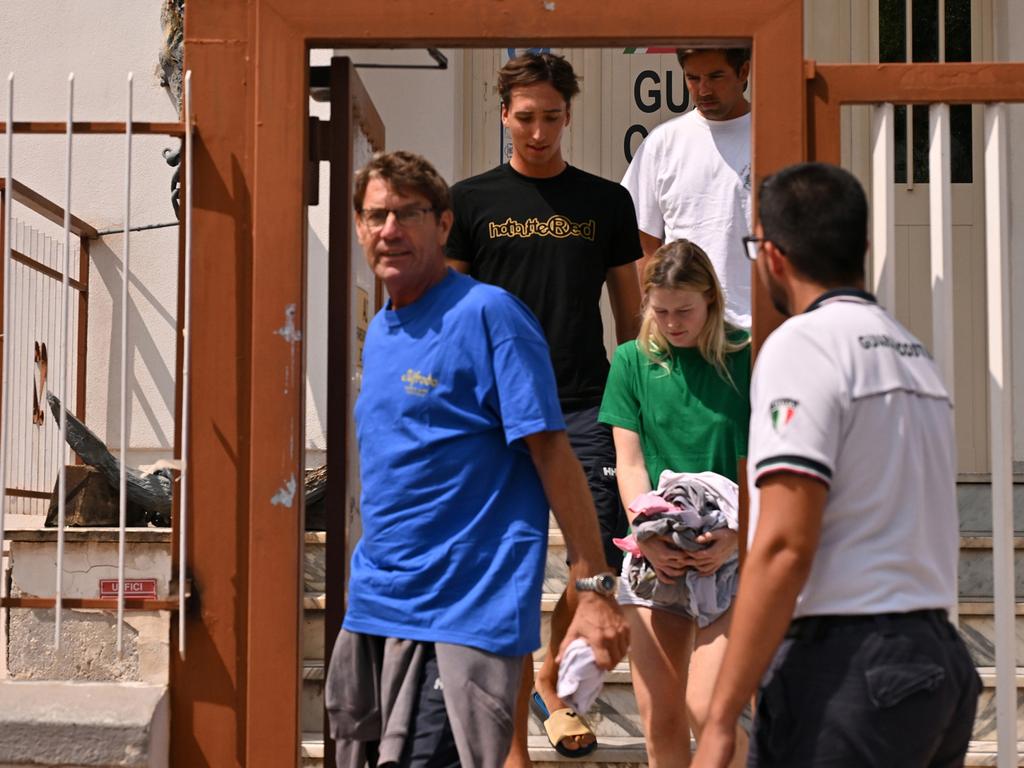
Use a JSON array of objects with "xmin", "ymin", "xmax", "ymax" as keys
[
  {"xmin": 748, "ymin": 290, "xmax": 958, "ymax": 617},
  {"xmin": 621, "ymin": 110, "xmax": 752, "ymax": 327}
]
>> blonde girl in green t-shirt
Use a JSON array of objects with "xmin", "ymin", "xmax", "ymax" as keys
[{"xmin": 599, "ymin": 240, "xmax": 750, "ymax": 767}]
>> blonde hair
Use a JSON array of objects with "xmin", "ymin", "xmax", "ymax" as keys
[{"xmin": 638, "ymin": 239, "xmax": 749, "ymax": 383}]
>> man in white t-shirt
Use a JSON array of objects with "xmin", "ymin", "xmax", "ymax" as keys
[
  {"xmin": 692, "ymin": 163, "xmax": 981, "ymax": 768},
  {"xmin": 621, "ymin": 47, "xmax": 752, "ymax": 327}
]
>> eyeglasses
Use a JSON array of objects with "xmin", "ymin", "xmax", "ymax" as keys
[
  {"xmin": 741, "ymin": 235, "xmax": 764, "ymax": 262},
  {"xmin": 360, "ymin": 206, "xmax": 435, "ymax": 231}
]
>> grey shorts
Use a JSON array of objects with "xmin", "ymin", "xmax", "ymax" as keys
[
  {"xmin": 615, "ymin": 551, "xmax": 706, "ymax": 620},
  {"xmin": 326, "ymin": 629, "xmax": 523, "ymax": 768}
]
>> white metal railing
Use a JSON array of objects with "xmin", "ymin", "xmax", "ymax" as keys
[
  {"xmin": 0, "ymin": 74, "xmax": 13, "ymax": 607},
  {"xmin": 870, "ymin": 101, "xmax": 1017, "ymax": 767},
  {"xmin": 928, "ymin": 103, "xmax": 954, "ymax": 397},
  {"xmin": 0, "ymin": 70, "xmax": 193, "ymax": 658},
  {"xmin": 983, "ymin": 103, "xmax": 1015, "ymax": 768},
  {"xmin": 870, "ymin": 103, "xmax": 895, "ymax": 311},
  {"xmin": 117, "ymin": 73, "xmax": 133, "ymax": 654},
  {"xmin": 55, "ymin": 72, "xmax": 74, "ymax": 649}
]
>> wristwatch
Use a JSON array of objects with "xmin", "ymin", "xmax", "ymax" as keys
[{"xmin": 575, "ymin": 572, "xmax": 617, "ymax": 597}]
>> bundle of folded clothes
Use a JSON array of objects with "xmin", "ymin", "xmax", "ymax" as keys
[{"xmin": 614, "ymin": 470, "xmax": 739, "ymax": 628}]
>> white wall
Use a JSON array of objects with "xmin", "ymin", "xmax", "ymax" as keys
[
  {"xmin": 0, "ymin": 1, "xmax": 179, "ymax": 490},
  {"xmin": 335, "ymin": 49, "xmax": 462, "ymax": 182},
  {"xmin": 995, "ymin": 0, "xmax": 1024, "ymax": 468},
  {"xmin": 304, "ymin": 49, "xmax": 461, "ymax": 464}
]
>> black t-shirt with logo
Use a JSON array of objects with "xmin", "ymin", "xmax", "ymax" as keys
[{"xmin": 446, "ymin": 163, "xmax": 642, "ymax": 411}]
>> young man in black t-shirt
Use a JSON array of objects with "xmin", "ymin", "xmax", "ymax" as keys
[{"xmin": 446, "ymin": 52, "xmax": 642, "ymax": 765}]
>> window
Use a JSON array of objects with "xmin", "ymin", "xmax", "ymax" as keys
[{"xmin": 879, "ymin": 0, "xmax": 973, "ymax": 183}]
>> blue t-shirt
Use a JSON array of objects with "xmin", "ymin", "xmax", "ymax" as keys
[{"xmin": 344, "ymin": 269, "xmax": 565, "ymax": 656}]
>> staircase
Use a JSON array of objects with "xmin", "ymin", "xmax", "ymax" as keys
[{"xmin": 300, "ymin": 483, "xmax": 1024, "ymax": 766}]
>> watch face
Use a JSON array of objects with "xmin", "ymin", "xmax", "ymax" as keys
[{"xmin": 597, "ymin": 574, "xmax": 616, "ymax": 594}]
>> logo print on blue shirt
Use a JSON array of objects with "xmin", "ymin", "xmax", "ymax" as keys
[{"xmin": 402, "ymin": 369, "xmax": 439, "ymax": 397}]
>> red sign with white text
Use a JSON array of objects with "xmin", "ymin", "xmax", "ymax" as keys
[{"xmin": 99, "ymin": 578, "xmax": 158, "ymax": 600}]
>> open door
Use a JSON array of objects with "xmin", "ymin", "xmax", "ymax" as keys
[{"xmin": 322, "ymin": 56, "xmax": 385, "ymax": 768}]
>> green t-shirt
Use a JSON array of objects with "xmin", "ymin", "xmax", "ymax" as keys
[{"xmin": 598, "ymin": 333, "xmax": 751, "ymax": 485}]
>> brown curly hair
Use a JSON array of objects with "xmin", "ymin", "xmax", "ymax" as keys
[{"xmin": 497, "ymin": 52, "xmax": 580, "ymax": 107}]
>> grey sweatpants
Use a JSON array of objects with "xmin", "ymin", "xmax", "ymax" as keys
[{"xmin": 326, "ymin": 629, "xmax": 523, "ymax": 768}]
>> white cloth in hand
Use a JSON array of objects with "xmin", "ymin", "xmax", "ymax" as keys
[{"xmin": 556, "ymin": 638, "xmax": 606, "ymax": 713}]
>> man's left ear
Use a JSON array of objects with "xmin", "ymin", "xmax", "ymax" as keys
[
  {"xmin": 764, "ymin": 241, "xmax": 787, "ymax": 277},
  {"xmin": 738, "ymin": 60, "xmax": 751, "ymax": 92},
  {"xmin": 437, "ymin": 208, "xmax": 454, "ymax": 244}
]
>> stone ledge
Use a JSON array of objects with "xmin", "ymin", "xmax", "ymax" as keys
[
  {"xmin": 0, "ymin": 681, "xmax": 168, "ymax": 767},
  {"xmin": 5, "ymin": 529, "xmax": 171, "ymax": 544}
]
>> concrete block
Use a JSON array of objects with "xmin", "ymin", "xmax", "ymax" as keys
[
  {"xmin": 0, "ymin": 681, "xmax": 168, "ymax": 767},
  {"xmin": 6, "ymin": 609, "xmax": 168, "ymax": 684},
  {"xmin": 9, "ymin": 535, "xmax": 172, "ymax": 600},
  {"xmin": 4, "ymin": 531, "xmax": 171, "ymax": 684}
]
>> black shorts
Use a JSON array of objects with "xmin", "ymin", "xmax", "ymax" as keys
[
  {"xmin": 401, "ymin": 645, "xmax": 460, "ymax": 768},
  {"xmin": 750, "ymin": 609, "xmax": 981, "ymax": 767},
  {"xmin": 563, "ymin": 404, "xmax": 626, "ymax": 571}
]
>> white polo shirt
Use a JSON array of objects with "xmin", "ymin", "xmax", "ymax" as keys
[{"xmin": 748, "ymin": 289, "xmax": 958, "ymax": 618}]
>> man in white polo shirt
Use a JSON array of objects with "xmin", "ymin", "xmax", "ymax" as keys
[{"xmin": 693, "ymin": 163, "xmax": 980, "ymax": 768}]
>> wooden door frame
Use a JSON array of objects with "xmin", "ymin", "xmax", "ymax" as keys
[
  {"xmin": 807, "ymin": 60, "xmax": 1024, "ymax": 164},
  {"xmin": 181, "ymin": 2, "xmax": 804, "ymax": 765}
]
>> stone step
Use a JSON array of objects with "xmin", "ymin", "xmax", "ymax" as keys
[
  {"xmin": 304, "ymin": 502, "xmax": 1024, "ymax": 598},
  {"xmin": 299, "ymin": 647, "xmax": 1024, "ymax": 742},
  {"xmin": 300, "ymin": 590, "xmax": 1024, "ymax": 671},
  {"xmin": 302, "ymin": 592, "xmax": 326, "ymax": 660},
  {"xmin": 299, "ymin": 657, "xmax": 641, "ymax": 737},
  {"xmin": 958, "ymin": 601, "xmax": 1024, "ymax": 667},
  {"xmin": 965, "ymin": 741, "xmax": 1024, "ymax": 766},
  {"xmin": 973, "ymin": 668, "xmax": 1024, "ymax": 743},
  {"xmin": 299, "ymin": 733, "xmax": 650, "ymax": 768},
  {"xmin": 957, "ymin": 483, "xmax": 1024, "ymax": 534},
  {"xmin": 303, "ymin": 527, "xmax": 1024, "ymax": 596},
  {"xmin": 959, "ymin": 535, "xmax": 1024, "ymax": 599},
  {"xmin": 303, "ymin": 531, "xmax": 326, "ymax": 593},
  {"xmin": 0, "ymin": 680, "xmax": 169, "ymax": 768},
  {"xmin": 542, "ymin": 530, "xmax": 1024, "ymax": 601},
  {"xmin": 300, "ymin": 735, "xmax": 1024, "ymax": 767}
]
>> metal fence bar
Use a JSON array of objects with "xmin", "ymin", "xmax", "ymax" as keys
[
  {"xmin": 9, "ymin": 249, "xmax": 87, "ymax": 291},
  {"xmin": 75, "ymin": 236, "xmax": 89, "ymax": 425},
  {"xmin": 0, "ymin": 121, "xmax": 184, "ymax": 138},
  {"xmin": 927, "ymin": 102, "xmax": 957, "ymax": 627},
  {"xmin": 54, "ymin": 73, "xmax": 73, "ymax": 650},
  {"xmin": 0, "ymin": 73, "xmax": 13, "ymax": 598},
  {"xmin": 870, "ymin": 103, "xmax": 896, "ymax": 310},
  {"xmin": 984, "ymin": 102, "xmax": 1016, "ymax": 768},
  {"xmin": 116, "ymin": 73, "xmax": 133, "ymax": 655},
  {"xmin": 179, "ymin": 69, "xmax": 193, "ymax": 657},
  {"xmin": 928, "ymin": 103, "xmax": 955, "ymax": 397}
]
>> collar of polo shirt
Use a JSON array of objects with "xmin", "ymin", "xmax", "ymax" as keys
[{"xmin": 804, "ymin": 287, "xmax": 877, "ymax": 313}]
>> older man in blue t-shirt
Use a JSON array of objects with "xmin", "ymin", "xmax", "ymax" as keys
[{"xmin": 326, "ymin": 150, "xmax": 629, "ymax": 768}]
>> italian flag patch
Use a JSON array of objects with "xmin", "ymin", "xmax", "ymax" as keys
[{"xmin": 770, "ymin": 398, "xmax": 798, "ymax": 433}]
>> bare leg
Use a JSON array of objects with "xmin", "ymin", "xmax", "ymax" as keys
[
  {"xmin": 626, "ymin": 605, "xmax": 697, "ymax": 768},
  {"xmin": 502, "ymin": 655, "xmax": 534, "ymax": 768},
  {"xmin": 534, "ymin": 582, "xmax": 574, "ymax": 712},
  {"xmin": 505, "ymin": 582, "xmax": 594, "ymax": 765},
  {"xmin": 686, "ymin": 607, "xmax": 748, "ymax": 768}
]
